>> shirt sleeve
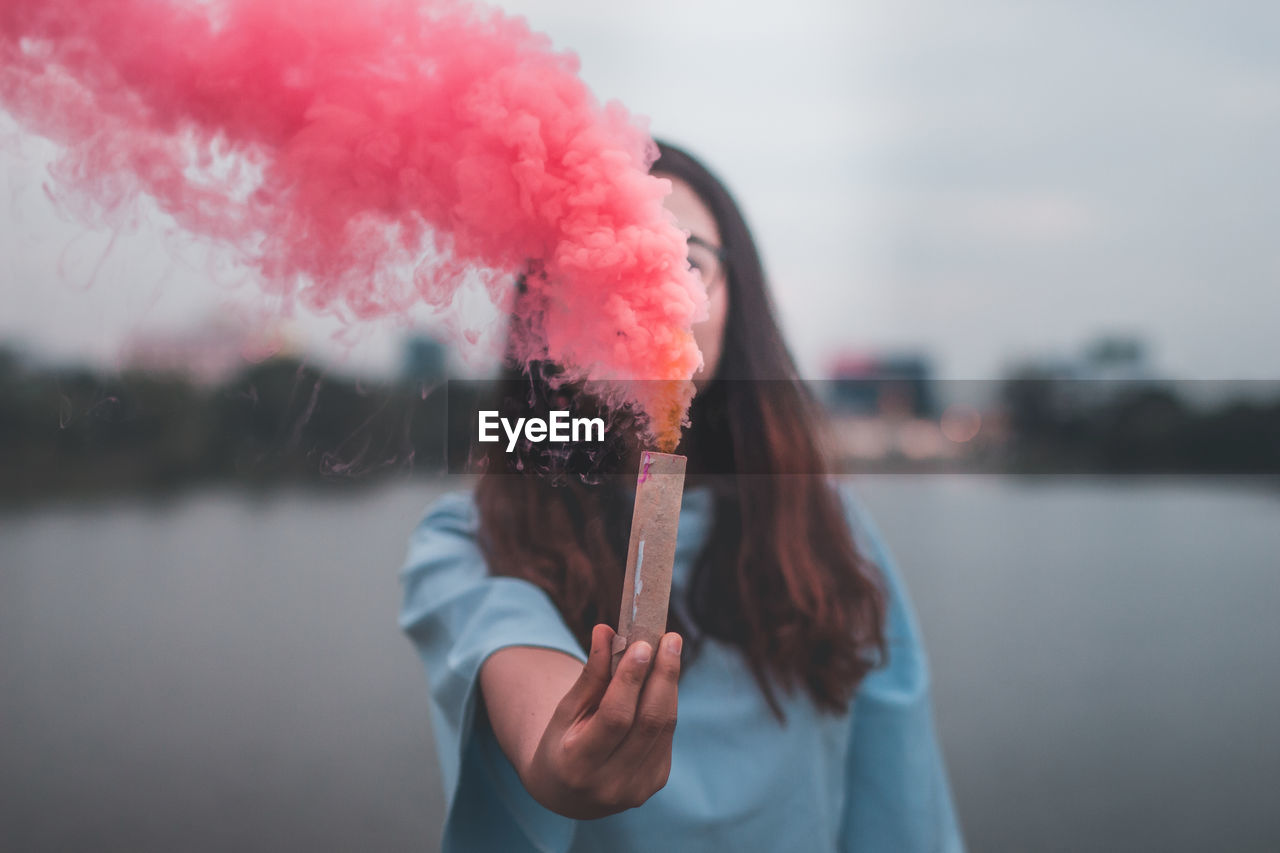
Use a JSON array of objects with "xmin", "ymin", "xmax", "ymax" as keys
[
  {"xmin": 838, "ymin": 487, "xmax": 967, "ymax": 853},
  {"xmin": 398, "ymin": 491, "xmax": 586, "ymax": 853}
]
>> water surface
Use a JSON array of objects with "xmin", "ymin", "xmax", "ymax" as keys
[{"xmin": 2, "ymin": 477, "xmax": 1277, "ymax": 851}]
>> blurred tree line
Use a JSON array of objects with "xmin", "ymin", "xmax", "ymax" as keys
[
  {"xmin": 2, "ymin": 345, "xmax": 1277, "ymax": 506},
  {"xmin": 0, "ymin": 347, "xmax": 450, "ymax": 505},
  {"xmin": 1000, "ymin": 375, "xmax": 1280, "ymax": 474}
]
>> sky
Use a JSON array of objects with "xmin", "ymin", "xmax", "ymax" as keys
[{"xmin": 2, "ymin": 0, "xmax": 1278, "ymax": 380}]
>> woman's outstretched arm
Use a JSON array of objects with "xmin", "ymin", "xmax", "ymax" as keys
[{"xmin": 480, "ymin": 624, "xmax": 683, "ymax": 820}]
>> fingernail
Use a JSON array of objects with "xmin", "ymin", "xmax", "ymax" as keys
[
  {"xmin": 666, "ymin": 635, "xmax": 683, "ymax": 656},
  {"xmin": 631, "ymin": 642, "xmax": 652, "ymax": 664}
]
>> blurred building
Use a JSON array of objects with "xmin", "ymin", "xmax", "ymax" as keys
[
  {"xmin": 820, "ymin": 351, "xmax": 989, "ymax": 465},
  {"xmin": 826, "ymin": 351, "xmax": 937, "ymax": 418}
]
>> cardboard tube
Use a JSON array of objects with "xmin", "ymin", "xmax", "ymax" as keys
[{"xmin": 612, "ymin": 451, "xmax": 687, "ymax": 674}]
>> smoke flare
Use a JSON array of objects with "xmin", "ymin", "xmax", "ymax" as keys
[{"xmin": 0, "ymin": 0, "xmax": 706, "ymax": 448}]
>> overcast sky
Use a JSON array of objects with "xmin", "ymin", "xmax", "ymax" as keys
[{"xmin": 2, "ymin": 0, "xmax": 1277, "ymax": 379}]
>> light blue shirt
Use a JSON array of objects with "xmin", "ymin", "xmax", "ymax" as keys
[{"xmin": 400, "ymin": 485, "xmax": 965, "ymax": 852}]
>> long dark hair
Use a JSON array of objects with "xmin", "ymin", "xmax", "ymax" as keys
[{"xmin": 474, "ymin": 140, "xmax": 886, "ymax": 717}]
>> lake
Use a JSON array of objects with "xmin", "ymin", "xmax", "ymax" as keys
[{"xmin": 2, "ymin": 476, "xmax": 1278, "ymax": 851}]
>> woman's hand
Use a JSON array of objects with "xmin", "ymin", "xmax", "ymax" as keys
[{"xmin": 519, "ymin": 624, "xmax": 682, "ymax": 819}]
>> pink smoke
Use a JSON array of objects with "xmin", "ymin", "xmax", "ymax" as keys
[{"xmin": 0, "ymin": 0, "xmax": 706, "ymax": 448}]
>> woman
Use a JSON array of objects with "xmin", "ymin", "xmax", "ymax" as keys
[{"xmin": 400, "ymin": 141, "xmax": 964, "ymax": 851}]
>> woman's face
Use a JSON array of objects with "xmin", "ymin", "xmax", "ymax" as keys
[{"xmin": 658, "ymin": 173, "xmax": 730, "ymax": 388}]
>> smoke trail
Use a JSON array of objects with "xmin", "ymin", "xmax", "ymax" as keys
[{"xmin": 0, "ymin": 0, "xmax": 706, "ymax": 449}]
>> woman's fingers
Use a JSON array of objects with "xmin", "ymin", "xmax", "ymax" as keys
[
  {"xmin": 606, "ymin": 632, "xmax": 682, "ymax": 770},
  {"xmin": 567, "ymin": 639, "xmax": 653, "ymax": 757},
  {"xmin": 557, "ymin": 624, "xmax": 614, "ymax": 721},
  {"xmin": 529, "ymin": 629, "xmax": 683, "ymax": 818}
]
